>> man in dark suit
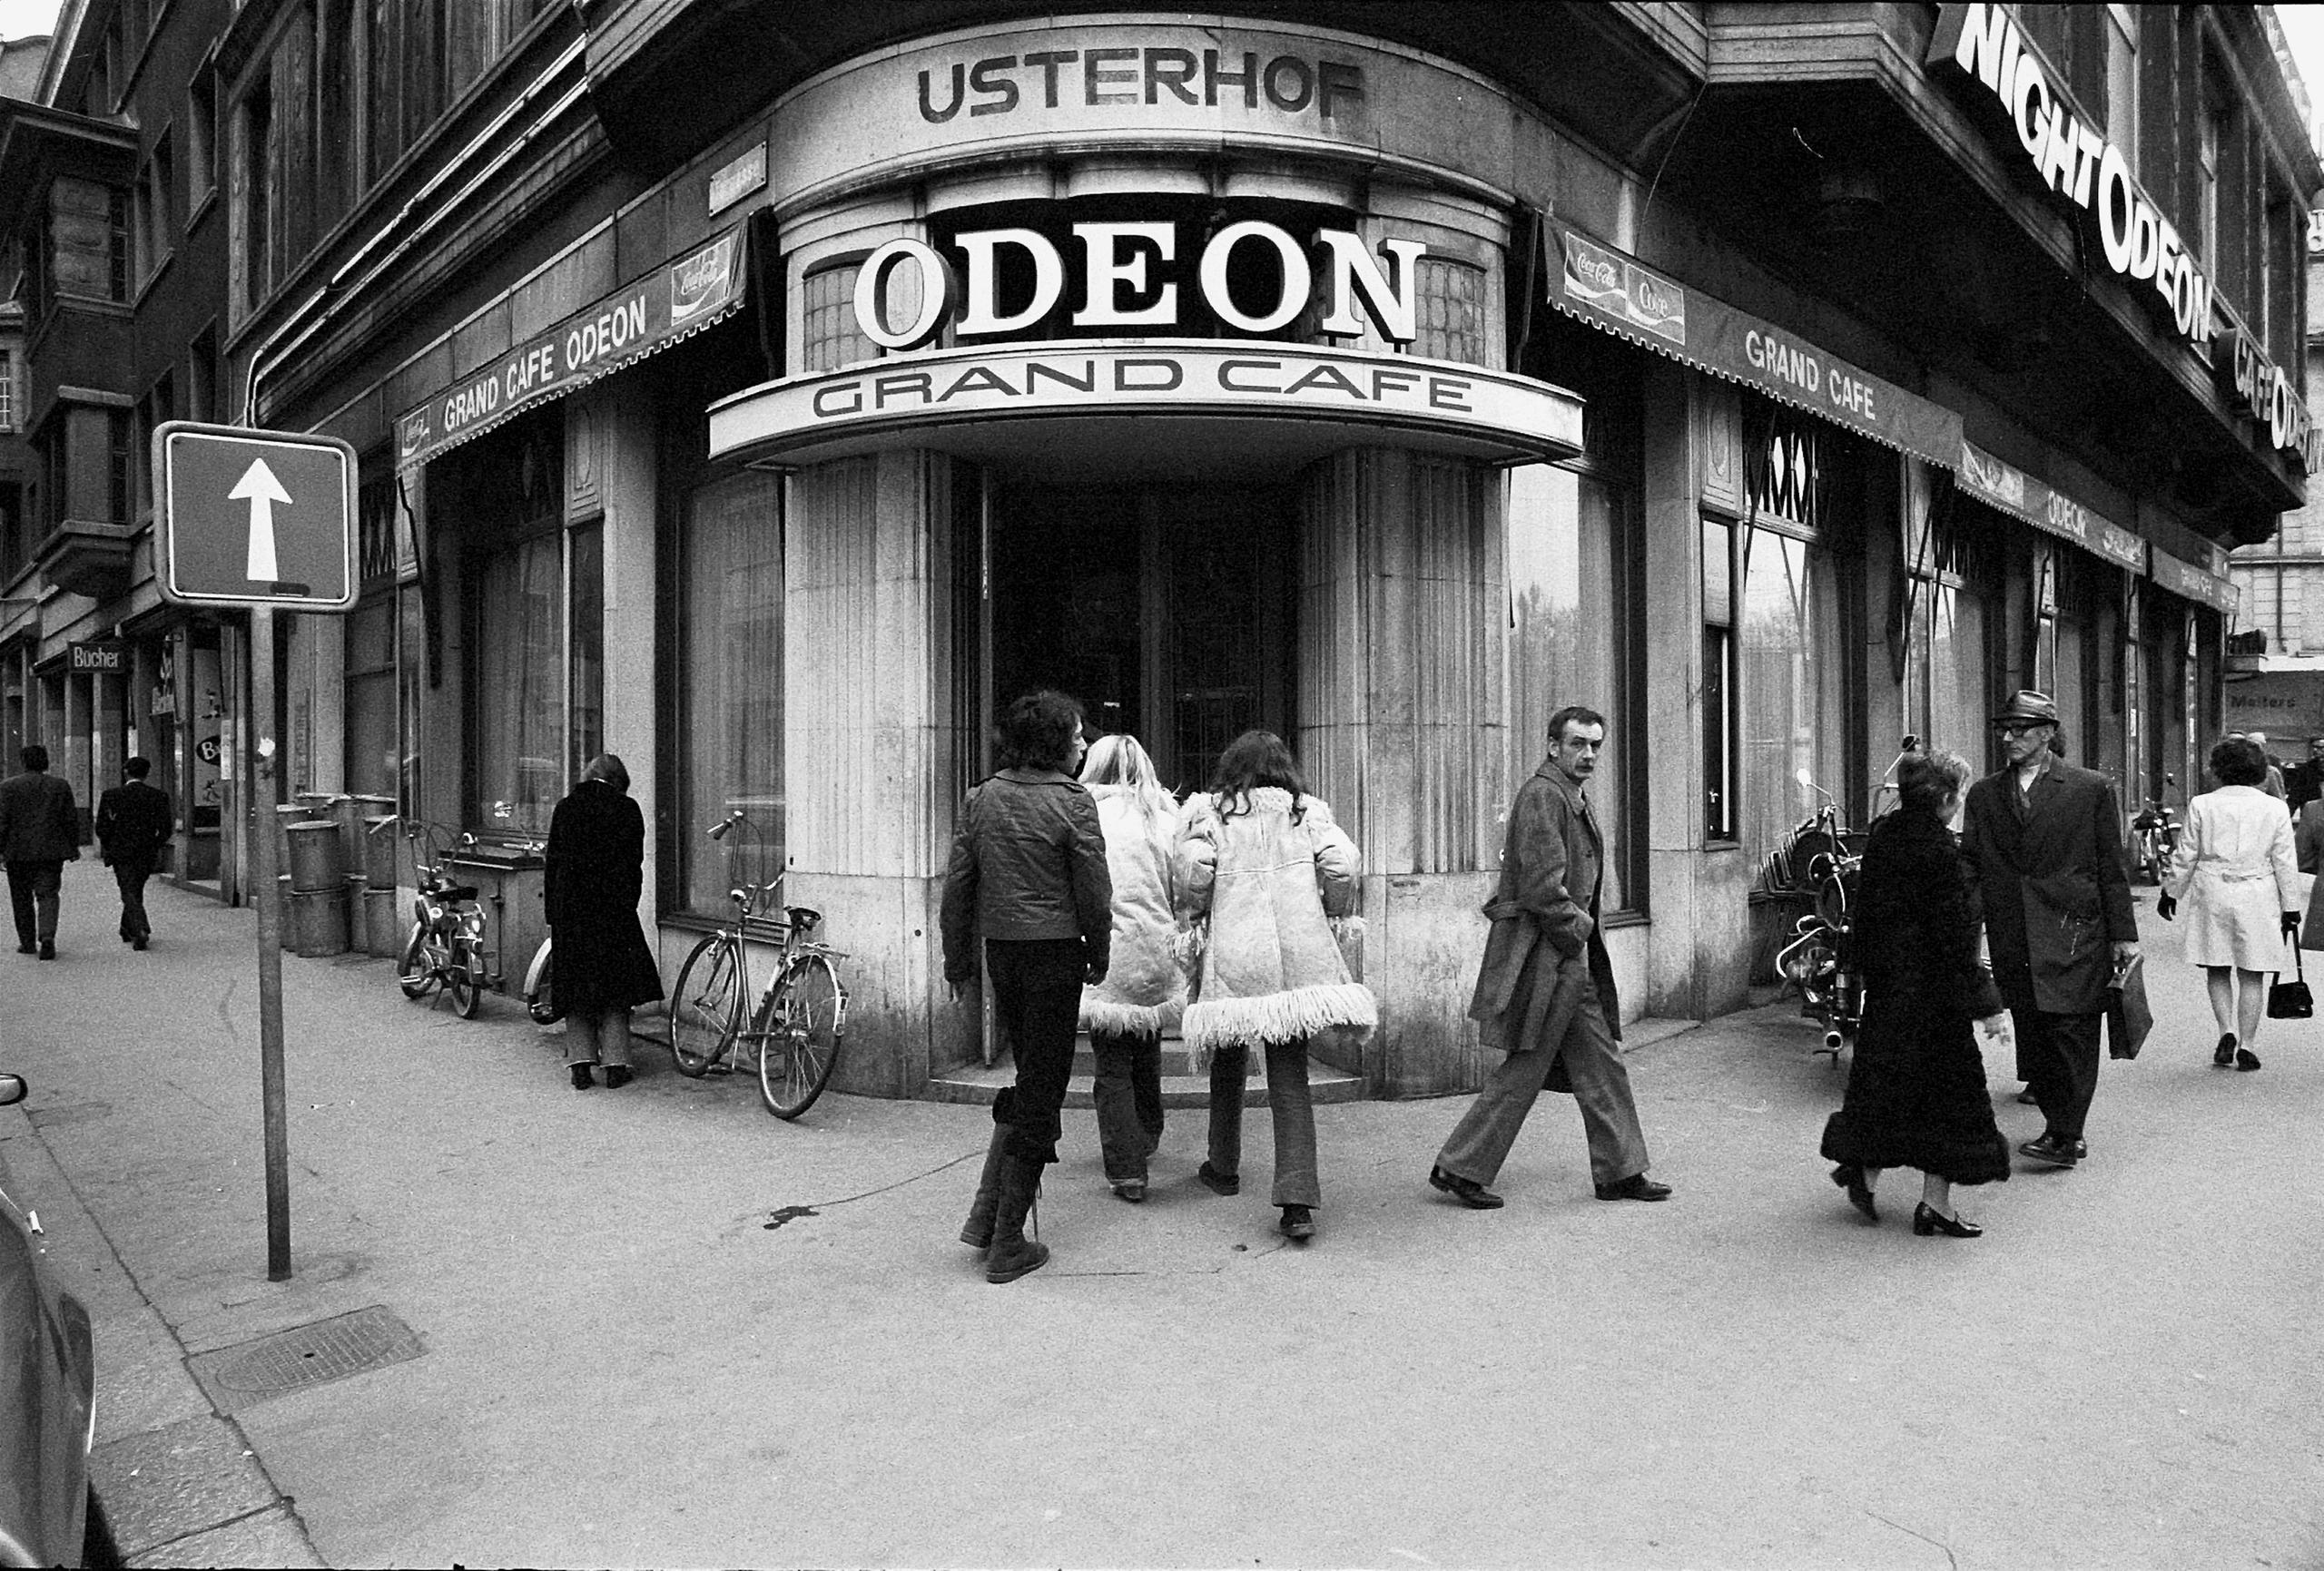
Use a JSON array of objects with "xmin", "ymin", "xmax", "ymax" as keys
[
  {"xmin": 2283, "ymin": 736, "xmax": 2324, "ymax": 813},
  {"xmin": 1961, "ymin": 690, "xmax": 2139, "ymax": 1170},
  {"xmin": 0, "ymin": 744, "xmax": 82, "ymax": 959},
  {"xmin": 1427, "ymin": 705, "xmax": 1669, "ymax": 1208},
  {"xmin": 95, "ymin": 756, "xmax": 172, "ymax": 950}
]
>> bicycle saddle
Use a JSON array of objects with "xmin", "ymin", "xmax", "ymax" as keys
[{"xmin": 785, "ymin": 906, "xmax": 822, "ymax": 934}]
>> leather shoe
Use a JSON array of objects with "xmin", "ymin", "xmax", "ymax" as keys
[
  {"xmin": 2017, "ymin": 1132, "xmax": 2080, "ymax": 1167},
  {"xmin": 603, "ymin": 1065, "xmax": 634, "ymax": 1089},
  {"xmin": 15, "ymin": 943, "xmax": 31, "ymax": 955},
  {"xmin": 2235, "ymin": 1047, "xmax": 2261, "ymax": 1072},
  {"xmin": 1111, "ymin": 1179, "xmax": 1147, "ymax": 1203},
  {"xmin": 132, "ymin": 936, "xmax": 147, "ymax": 951},
  {"xmin": 1196, "ymin": 1161, "xmax": 1239, "ymax": 1196},
  {"xmin": 1912, "ymin": 1202, "xmax": 1983, "ymax": 1238},
  {"xmin": 1429, "ymin": 1165, "xmax": 1504, "ymax": 1209},
  {"xmin": 1829, "ymin": 1162, "xmax": 1878, "ymax": 1222},
  {"xmin": 569, "ymin": 1063, "xmax": 595, "ymax": 1090},
  {"xmin": 2014, "ymin": 1086, "xmax": 2039, "ymax": 1105},
  {"xmin": 2215, "ymin": 1034, "xmax": 2238, "ymax": 1068},
  {"xmin": 37, "ymin": 940, "xmax": 54, "ymax": 960},
  {"xmin": 1595, "ymin": 1173, "xmax": 1672, "ymax": 1203},
  {"xmin": 1277, "ymin": 1203, "xmax": 1316, "ymax": 1240}
]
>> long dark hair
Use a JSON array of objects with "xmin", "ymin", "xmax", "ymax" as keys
[
  {"xmin": 997, "ymin": 690, "xmax": 1084, "ymax": 771},
  {"xmin": 1211, "ymin": 729, "xmax": 1306, "ymax": 822}
]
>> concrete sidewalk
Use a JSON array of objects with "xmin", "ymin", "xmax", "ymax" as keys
[{"xmin": 4, "ymin": 862, "xmax": 2320, "ymax": 1568}]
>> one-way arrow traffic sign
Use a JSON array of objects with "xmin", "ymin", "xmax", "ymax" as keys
[
  {"xmin": 231, "ymin": 457, "xmax": 293, "ymax": 583},
  {"xmin": 154, "ymin": 422, "xmax": 357, "ymax": 610}
]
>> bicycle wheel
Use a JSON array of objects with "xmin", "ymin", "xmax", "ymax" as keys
[
  {"xmin": 526, "ymin": 949, "xmax": 561, "ymax": 1026},
  {"xmin": 398, "ymin": 922, "xmax": 436, "ymax": 999},
  {"xmin": 670, "ymin": 936, "xmax": 742, "ymax": 1077},
  {"xmin": 446, "ymin": 938, "xmax": 481, "ymax": 1018},
  {"xmin": 757, "ymin": 954, "xmax": 843, "ymax": 1120}
]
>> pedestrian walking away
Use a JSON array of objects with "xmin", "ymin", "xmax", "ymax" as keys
[
  {"xmin": 543, "ymin": 754, "xmax": 665, "ymax": 1091},
  {"xmin": 1431, "ymin": 705, "xmax": 1669, "ymax": 1210},
  {"xmin": 1177, "ymin": 729, "xmax": 1374, "ymax": 1242},
  {"xmin": 1960, "ymin": 691, "xmax": 2138, "ymax": 1171},
  {"xmin": 0, "ymin": 744, "xmax": 81, "ymax": 960},
  {"xmin": 94, "ymin": 756, "xmax": 172, "ymax": 950},
  {"xmin": 941, "ymin": 690, "xmax": 1113, "ymax": 1283},
  {"xmin": 1820, "ymin": 749, "xmax": 2012, "ymax": 1238},
  {"xmin": 1076, "ymin": 733, "xmax": 1186, "ymax": 1204},
  {"xmin": 2157, "ymin": 735, "xmax": 2299, "ymax": 1074}
]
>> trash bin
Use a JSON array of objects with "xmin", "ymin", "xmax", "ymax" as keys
[
  {"xmin": 362, "ymin": 817, "xmax": 401, "ymax": 889},
  {"xmin": 343, "ymin": 871, "xmax": 370, "ymax": 952},
  {"xmin": 286, "ymin": 820, "xmax": 346, "ymax": 893},
  {"xmin": 289, "ymin": 886, "xmax": 349, "ymax": 957}
]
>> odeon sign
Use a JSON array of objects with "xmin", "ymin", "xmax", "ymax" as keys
[
  {"xmin": 1929, "ymin": 3, "xmax": 2212, "ymax": 347},
  {"xmin": 852, "ymin": 221, "xmax": 1423, "ymax": 348}
]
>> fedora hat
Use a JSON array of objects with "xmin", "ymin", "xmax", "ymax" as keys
[{"xmin": 1991, "ymin": 690, "xmax": 2059, "ymax": 727}]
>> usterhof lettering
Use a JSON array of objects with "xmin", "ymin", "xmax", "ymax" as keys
[{"xmin": 919, "ymin": 45, "xmax": 1364, "ymax": 123}]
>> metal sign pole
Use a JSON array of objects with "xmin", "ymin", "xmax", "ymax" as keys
[{"xmin": 250, "ymin": 602, "xmax": 291, "ymax": 1281}]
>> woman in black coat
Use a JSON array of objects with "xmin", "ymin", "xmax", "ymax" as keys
[
  {"xmin": 545, "ymin": 754, "xmax": 665, "ymax": 1090},
  {"xmin": 1820, "ymin": 750, "xmax": 2013, "ymax": 1238}
]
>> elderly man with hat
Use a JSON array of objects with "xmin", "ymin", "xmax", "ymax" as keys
[{"xmin": 1959, "ymin": 691, "xmax": 2139, "ymax": 1170}]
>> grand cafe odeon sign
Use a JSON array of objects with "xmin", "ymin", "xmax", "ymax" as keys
[
  {"xmin": 1929, "ymin": 2, "xmax": 2319, "ymax": 473},
  {"xmin": 707, "ymin": 21, "xmax": 1584, "ymax": 469}
]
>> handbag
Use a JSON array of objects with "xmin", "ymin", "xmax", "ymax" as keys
[
  {"xmin": 2105, "ymin": 953, "xmax": 2152, "ymax": 1061},
  {"xmin": 2269, "ymin": 939, "xmax": 2314, "ymax": 1019}
]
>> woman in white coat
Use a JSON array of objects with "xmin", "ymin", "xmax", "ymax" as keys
[
  {"xmin": 1177, "ymin": 730, "xmax": 1374, "ymax": 1242},
  {"xmin": 1078, "ymin": 734, "xmax": 1185, "ymax": 1203},
  {"xmin": 2159, "ymin": 734, "xmax": 2301, "ymax": 1072}
]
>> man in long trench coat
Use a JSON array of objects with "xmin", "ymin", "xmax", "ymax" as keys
[
  {"xmin": 1427, "ymin": 706, "xmax": 1669, "ymax": 1208},
  {"xmin": 1960, "ymin": 690, "xmax": 2138, "ymax": 1169}
]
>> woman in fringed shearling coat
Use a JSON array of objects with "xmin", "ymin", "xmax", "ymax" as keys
[
  {"xmin": 1177, "ymin": 730, "xmax": 1374, "ymax": 1242},
  {"xmin": 1077, "ymin": 734, "xmax": 1186, "ymax": 1203}
]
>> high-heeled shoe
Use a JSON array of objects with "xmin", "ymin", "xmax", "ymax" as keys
[
  {"xmin": 1829, "ymin": 1162, "xmax": 1878, "ymax": 1222},
  {"xmin": 2214, "ymin": 1034, "xmax": 2237, "ymax": 1068},
  {"xmin": 1912, "ymin": 1202, "xmax": 1982, "ymax": 1238},
  {"xmin": 2235, "ymin": 1047, "xmax": 2261, "ymax": 1072}
]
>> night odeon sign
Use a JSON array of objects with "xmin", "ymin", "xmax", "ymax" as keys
[{"xmin": 710, "ymin": 219, "xmax": 1587, "ymax": 468}]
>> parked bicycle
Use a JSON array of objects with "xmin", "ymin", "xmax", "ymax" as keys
[
  {"xmin": 2132, "ymin": 775, "xmax": 2182, "ymax": 885},
  {"xmin": 668, "ymin": 811, "xmax": 851, "ymax": 1119},
  {"xmin": 391, "ymin": 819, "xmax": 490, "ymax": 1017}
]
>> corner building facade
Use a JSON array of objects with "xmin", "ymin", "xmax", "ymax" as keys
[{"xmin": 3, "ymin": 5, "xmax": 2312, "ymax": 1099}]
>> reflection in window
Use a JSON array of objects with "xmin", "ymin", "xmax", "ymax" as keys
[
  {"xmin": 473, "ymin": 532, "xmax": 563, "ymax": 836},
  {"xmin": 677, "ymin": 471, "xmax": 783, "ymax": 914},
  {"xmin": 1740, "ymin": 528, "xmax": 1844, "ymax": 867},
  {"xmin": 1506, "ymin": 463, "xmax": 1633, "ymax": 911}
]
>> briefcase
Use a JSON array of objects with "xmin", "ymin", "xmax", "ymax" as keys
[
  {"xmin": 2269, "ymin": 940, "xmax": 2314, "ymax": 1020},
  {"xmin": 2106, "ymin": 954, "xmax": 2153, "ymax": 1061}
]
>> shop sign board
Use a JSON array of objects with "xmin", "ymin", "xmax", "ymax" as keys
[
  {"xmin": 770, "ymin": 21, "xmax": 1512, "ymax": 208},
  {"xmin": 2217, "ymin": 309, "xmax": 2321, "ymax": 470},
  {"xmin": 1927, "ymin": 4, "xmax": 2212, "ymax": 348},
  {"xmin": 153, "ymin": 423, "xmax": 358, "ymax": 611},
  {"xmin": 852, "ymin": 221, "xmax": 1423, "ymax": 349},
  {"xmin": 708, "ymin": 142, "xmax": 766, "ymax": 214},
  {"xmin": 67, "ymin": 640, "xmax": 127, "ymax": 673},
  {"xmin": 2149, "ymin": 546, "xmax": 2239, "ymax": 615},
  {"xmin": 397, "ymin": 227, "xmax": 746, "ymax": 470},
  {"xmin": 2225, "ymin": 673, "xmax": 2324, "ymax": 742},
  {"xmin": 707, "ymin": 340, "xmax": 1583, "ymax": 467},
  {"xmin": 1956, "ymin": 441, "xmax": 2144, "ymax": 574},
  {"xmin": 1546, "ymin": 221, "xmax": 1965, "ymax": 470}
]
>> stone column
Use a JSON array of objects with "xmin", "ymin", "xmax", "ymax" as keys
[
  {"xmin": 783, "ymin": 448, "xmax": 976, "ymax": 1095},
  {"xmin": 1298, "ymin": 447, "xmax": 1502, "ymax": 1097}
]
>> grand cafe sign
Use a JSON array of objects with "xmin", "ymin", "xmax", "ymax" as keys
[{"xmin": 711, "ymin": 218, "xmax": 1584, "ymax": 466}]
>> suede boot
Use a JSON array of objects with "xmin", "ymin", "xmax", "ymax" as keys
[
  {"xmin": 958, "ymin": 1125, "xmax": 1009, "ymax": 1251},
  {"xmin": 984, "ymin": 1154, "xmax": 1050, "ymax": 1284}
]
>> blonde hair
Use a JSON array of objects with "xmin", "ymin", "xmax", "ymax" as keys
[{"xmin": 1079, "ymin": 733, "xmax": 1177, "ymax": 830}]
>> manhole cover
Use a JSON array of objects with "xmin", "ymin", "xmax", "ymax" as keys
[{"xmin": 188, "ymin": 1305, "xmax": 424, "ymax": 1411}]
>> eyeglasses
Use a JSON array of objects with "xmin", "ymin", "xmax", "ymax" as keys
[{"xmin": 1995, "ymin": 722, "xmax": 2050, "ymax": 736}]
